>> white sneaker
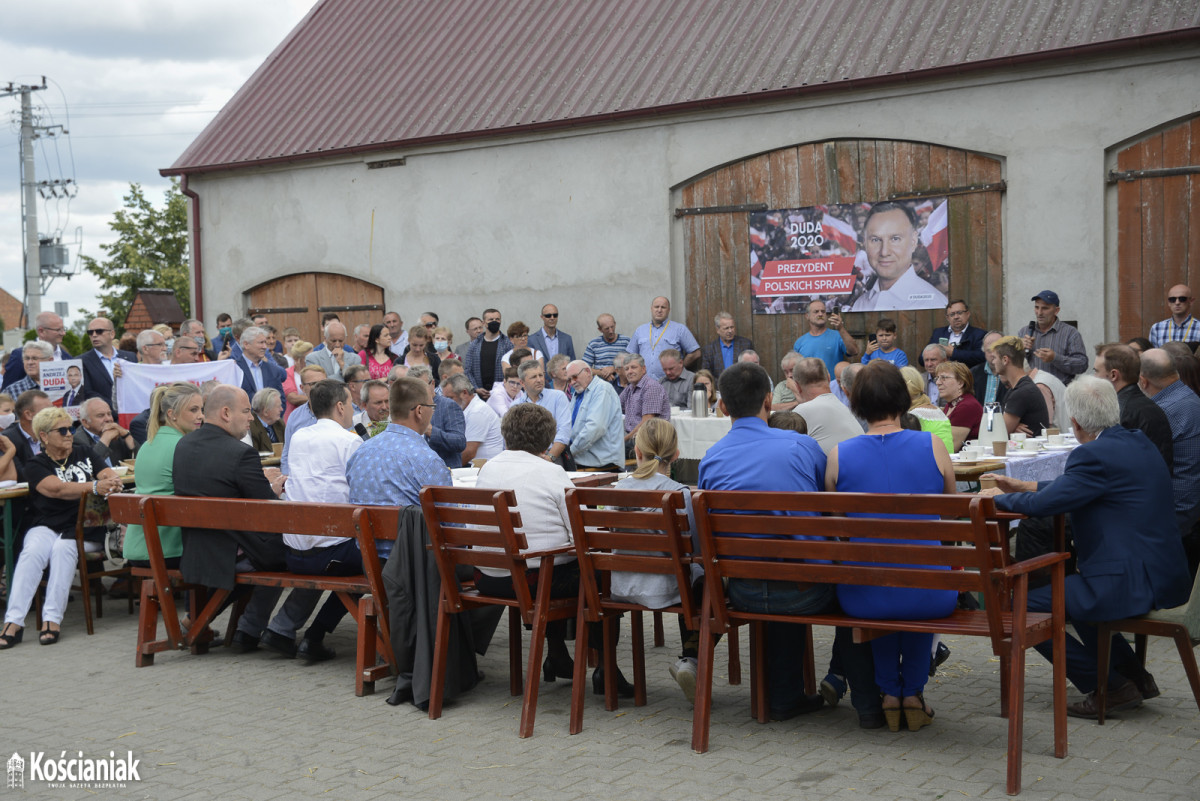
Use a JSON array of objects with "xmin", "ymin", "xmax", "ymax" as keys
[{"xmin": 669, "ymin": 657, "xmax": 698, "ymax": 703}]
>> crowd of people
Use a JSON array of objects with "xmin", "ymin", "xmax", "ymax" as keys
[{"xmin": 0, "ymin": 285, "xmax": 1198, "ymax": 731}]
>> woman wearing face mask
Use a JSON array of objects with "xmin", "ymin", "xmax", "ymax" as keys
[
  {"xmin": 431, "ymin": 326, "xmax": 460, "ymax": 362},
  {"xmin": 0, "ymin": 393, "xmax": 16, "ymax": 431},
  {"xmin": 359, "ymin": 324, "xmax": 397, "ymax": 380}
]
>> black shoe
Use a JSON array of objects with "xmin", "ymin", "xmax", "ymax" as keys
[
  {"xmin": 769, "ymin": 693, "xmax": 825, "ymax": 721},
  {"xmin": 858, "ymin": 711, "xmax": 887, "ymax": 729},
  {"xmin": 297, "ymin": 638, "xmax": 336, "ymax": 663},
  {"xmin": 543, "ymin": 654, "xmax": 574, "ymax": 682},
  {"xmin": 592, "ymin": 667, "xmax": 635, "ymax": 698},
  {"xmin": 260, "ymin": 629, "xmax": 298, "ymax": 658},
  {"xmin": 230, "ymin": 630, "xmax": 260, "ymax": 654},
  {"xmin": 1117, "ymin": 664, "xmax": 1160, "ymax": 700},
  {"xmin": 929, "ymin": 642, "xmax": 951, "ymax": 677}
]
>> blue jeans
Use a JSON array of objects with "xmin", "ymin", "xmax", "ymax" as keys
[{"xmin": 728, "ymin": 579, "xmax": 879, "ymax": 715}]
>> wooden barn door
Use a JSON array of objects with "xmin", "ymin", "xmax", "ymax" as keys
[
  {"xmin": 678, "ymin": 140, "xmax": 1004, "ymax": 380},
  {"xmin": 245, "ymin": 272, "xmax": 385, "ymax": 346},
  {"xmin": 1115, "ymin": 115, "xmax": 1200, "ymax": 342}
]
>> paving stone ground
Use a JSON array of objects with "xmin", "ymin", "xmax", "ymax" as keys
[{"xmin": 5, "ymin": 589, "xmax": 1200, "ymax": 800}]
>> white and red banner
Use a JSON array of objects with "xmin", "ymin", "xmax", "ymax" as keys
[
  {"xmin": 113, "ymin": 360, "xmax": 244, "ymax": 427},
  {"xmin": 749, "ymin": 198, "xmax": 951, "ymax": 315}
]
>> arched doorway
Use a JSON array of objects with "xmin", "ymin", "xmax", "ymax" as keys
[
  {"xmin": 1114, "ymin": 114, "xmax": 1200, "ymax": 341},
  {"xmin": 677, "ymin": 139, "xmax": 1005, "ymax": 377},
  {"xmin": 244, "ymin": 272, "xmax": 385, "ymax": 347}
]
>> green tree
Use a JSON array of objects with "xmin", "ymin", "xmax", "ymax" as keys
[{"xmin": 78, "ymin": 179, "xmax": 189, "ymax": 332}]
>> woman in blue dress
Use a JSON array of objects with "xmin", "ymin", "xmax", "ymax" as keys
[{"xmin": 826, "ymin": 360, "xmax": 957, "ymax": 732}]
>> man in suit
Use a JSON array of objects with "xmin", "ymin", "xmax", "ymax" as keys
[
  {"xmin": 1092, "ymin": 343, "xmax": 1173, "ymax": 470},
  {"xmin": 2, "ymin": 390, "xmax": 51, "ymax": 479},
  {"xmin": 79, "ymin": 317, "xmax": 137, "ymax": 408},
  {"xmin": 971, "ymin": 331, "xmax": 1008, "ymax": 408},
  {"xmin": 74, "ymin": 398, "xmax": 135, "ymax": 468},
  {"xmin": 173, "ymin": 385, "xmax": 287, "ymax": 593},
  {"xmin": 0, "ymin": 311, "xmax": 71, "ymax": 391},
  {"xmin": 305, "ymin": 321, "xmax": 361, "ymax": 384},
  {"xmin": 527, "ymin": 303, "xmax": 576, "ymax": 362},
  {"xmin": 983, "ymin": 376, "xmax": 1192, "ymax": 717},
  {"xmin": 699, "ymin": 311, "xmax": 755, "ymax": 380},
  {"xmin": 233, "ymin": 326, "xmax": 287, "ymax": 400},
  {"xmin": 248, "ymin": 388, "xmax": 286, "ymax": 452},
  {"xmin": 924, "ymin": 299, "xmax": 987, "ymax": 369}
]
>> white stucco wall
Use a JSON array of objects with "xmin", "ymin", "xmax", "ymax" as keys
[{"xmin": 189, "ymin": 46, "xmax": 1200, "ymax": 353}]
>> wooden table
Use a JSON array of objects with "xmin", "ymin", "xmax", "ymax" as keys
[{"xmin": 952, "ymin": 460, "xmax": 1007, "ymax": 481}]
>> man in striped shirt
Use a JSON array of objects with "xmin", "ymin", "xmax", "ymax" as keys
[
  {"xmin": 582, "ymin": 313, "xmax": 630, "ymax": 385},
  {"xmin": 1149, "ymin": 284, "xmax": 1200, "ymax": 348}
]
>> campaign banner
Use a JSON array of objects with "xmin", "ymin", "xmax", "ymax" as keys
[
  {"xmin": 749, "ymin": 198, "xmax": 951, "ymax": 315},
  {"xmin": 113, "ymin": 360, "xmax": 244, "ymax": 427},
  {"xmin": 41, "ymin": 360, "xmax": 85, "ymax": 421}
]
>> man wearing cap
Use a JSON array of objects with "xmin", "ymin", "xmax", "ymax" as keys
[
  {"xmin": 1149, "ymin": 284, "xmax": 1200, "ymax": 348},
  {"xmin": 1017, "ymin": 291, "xmax": 1087, "ymax": 385}
]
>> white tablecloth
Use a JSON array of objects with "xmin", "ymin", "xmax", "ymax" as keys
[
  {"xmin": 998, "ymin": 448, "xmax": 1072, "ymax": 483},
  {"xmin": 671, "ymin": 410, "xmax": 733, "ymax": 461}
]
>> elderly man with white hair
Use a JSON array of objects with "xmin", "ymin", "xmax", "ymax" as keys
[
  {"xmin": 306, "ymin": 320, "xmax": 362, "ymax": 384},
  {"xmin": 921, "ymin": 343, "xmax": 947, "ymax": 404},
  {"xmin": 982, "ymin": 376, "xmax": 1192, "ymax": 718},
  {"xmin": 4, "ymin": 340, "xmax": 55, "ymax": 396},
  {"xmin": 564, "ymin": 360, "xmax": 624, "ymax": 471},
  {"xmin": 1, "ymin": 311, "xmax": 70, "ymax": 391},
  {"xmin": 73, "ymin": 397, "xmax": 136, "ymax": 467},
  {"xmin": 232, "ymin": 325, "xmax": 286, "ymax": 399}
]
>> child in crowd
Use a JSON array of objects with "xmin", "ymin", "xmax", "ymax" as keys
[{"xmin": 861, "ymin": 318, "xmax": 908, "ymax": 366}]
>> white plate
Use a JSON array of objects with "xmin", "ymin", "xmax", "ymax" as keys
[
  {"xmin": 1043, "ymin": 443, "xmax": 1075, "ymax": 451},
  {"xmin": 1005, "ymin": 450, "xmax": 1041, "ymax": 457}
]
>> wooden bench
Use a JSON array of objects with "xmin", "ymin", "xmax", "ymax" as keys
[
  {"xmin": 691, "ymin": 490, "xmax": 1068, "ymax": 797},
  {"xmin": 107, "ymin": 494, "xmax": 401, "ymax": 696}
]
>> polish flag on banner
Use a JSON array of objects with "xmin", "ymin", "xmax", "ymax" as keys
[
  {"xmin": 821, "ymin": 213, "xmax": 859, "ymax": 253},
  {"xmin": 114, "ymin": 360, "xmax": 244, "ymax": 427},
  {"xmin": 750, "ymin": 227, "xmax": 767, "ymax": 247},
  {"xmin": 920, "ymin": 200, "xmax": 949, "ymax": 268}
]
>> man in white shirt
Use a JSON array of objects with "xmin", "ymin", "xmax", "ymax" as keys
[
  {"xmin": 273, "ymin": 378, "xmax": 364, "ymax": 663},
  {"xmin": 849, "ymin": 202, "xmax": 947, "ymax": 312},
  {"xmin": 443, "ymin": 373, "xmax": 504, "ymax": 465},
  {"xmin": 788, "ymin": 357, "xmax": 865, "ymax": 455}
]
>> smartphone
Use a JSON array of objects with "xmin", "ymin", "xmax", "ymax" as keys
[
  {"xmin": 938, "ymin": 337, "xmax": 949, "ymax": 346},
  {"xmin": 829, "ymin": 304, "xmax": 841, "ymax": 315},
  {"xmin": 868, "ymin": 333, "xmax": 877, "ymax": 344}
]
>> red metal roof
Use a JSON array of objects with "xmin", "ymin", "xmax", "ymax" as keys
[{"xmin": 166, "ymin": 0, "xmax": 1200, "ymax": 175}]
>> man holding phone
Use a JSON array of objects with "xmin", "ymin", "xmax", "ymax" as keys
[
  {"xmin": 923, "ymin": 299, "xmax": 987, "ymax": 368},
  {"xmin": 793, "ymin": 299, "xmax": 858, "ymax": 377}
]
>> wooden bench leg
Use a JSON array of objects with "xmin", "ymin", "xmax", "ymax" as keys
[
  {"xmin": 727, "ymin": 626, "xmax": 741, "ymax": 686},
  {"xmin": 508, "ymin": 607, "xmax": 523, "ymax": 697},
  {"xmin": 357, "ymin": 596, "xmax": 377, "ymax": 697},
  {"xmin": 653, "ymin": 610, "xmax": 665, "ymax": 647},
  {"xmin": 428, "ymin": 598, "xmax": 451, "ymax": 720},
  {"xmin": 631, "ymin": 611, "xmax": 647, "ymax": 707},
  {"xmin": 749, "ymin": 621, "xmax": 768, "ymax": 723},
  {"xmin": 1005, "ymin": 643, "xmax": 1026, "ymax": 795},
  {"xmin": 803, "ymin": 625, "xmax": 816, "ymax": 696},
  {"xmin": 569, "ymin": 605, "xmax": 590, "ymax": 735},
  {"xmin": 1174, "ymin": 631, "xmax": 1200, "ymax": 714},
  {"xmin": 517, "ymin": 577, "xmax": 554, "ymax": 738},
  {"xmin": 692, "ymin": 621, "xmax": 716, "ymax": 753},
  {"xmin": 135, "ymin": 577, "xmax": 159, "ymax": 667}
]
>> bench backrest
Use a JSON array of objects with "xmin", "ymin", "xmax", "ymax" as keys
[
  {"xmin": 419, "ymin": 485, "xmax": 533, "ymax": 614},
  {"xmin": 565, "ymin": 487, "xmax": 695, "ymax": 620},
  {"xmin": 692, "ymin": 490, "xmax": 1008, "ymax": 647}
]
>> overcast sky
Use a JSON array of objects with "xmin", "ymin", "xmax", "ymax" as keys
[{"xmin": 0, "ymin": 0, "xmax": 317, "ymax": 332}]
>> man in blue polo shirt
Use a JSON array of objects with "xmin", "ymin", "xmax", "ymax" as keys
[
  {"xmin": 698, "ymin": 361, "xmax": 880, "ymax": 726},
  {"xmin": 626, "ymin": 297, "xmax": 701, "ymax": 382}
]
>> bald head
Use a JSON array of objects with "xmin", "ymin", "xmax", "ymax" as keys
[
  {"xmin": 1139, "ymin": 348, "xmax": 1179, "ymax": 396},
  {"xmin": 1168, "ymin": 284, "xmax": 1193, "ymax": 321},
  {"xmin": 202, "ymin": 385, "xmax": 253, "ymax": 438}
]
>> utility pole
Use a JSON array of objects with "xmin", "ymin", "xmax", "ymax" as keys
[{"xmin": 2, "ymin": 78, "xmax": 49, "ymax": 322}]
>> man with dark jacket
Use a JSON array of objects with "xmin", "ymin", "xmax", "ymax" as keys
[
  {"xmin": 924, "ymin": 299, "xmax": 987, "ymax": 368},
  {"xmin": 1093, "ymin": 343, "xmax": 1173, "ymax": 471}
]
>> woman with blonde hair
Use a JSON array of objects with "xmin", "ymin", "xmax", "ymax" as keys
[
  {"xmin": 610, "ymin": 418, "xmax": 705, "ymax": 701},
  {"xmin": 899, "ymin": 365, "xmax": 953, "ymax": 453},
  {"xmin": 1, "ymin": 407, "xmax": 123, "ymax": 647},
  {"xmin": 123, "ymin": 383, "xmax": 204, "ymax": 569},
  {"xmin": 283, "ymin": 340, "xmax": 314, "ymax": 422}
]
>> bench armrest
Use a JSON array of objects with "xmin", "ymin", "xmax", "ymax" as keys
[
  {"xmin": 522, "ymin": 545, "xmax": 575, "ymax": 560},
  {"xmin": 995, "ymin": 551, "xmax": 1068, "ymax": 578}
]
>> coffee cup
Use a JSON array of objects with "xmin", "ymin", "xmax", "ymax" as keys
[
  {"xmin": 1046, "ymin": 427, "xmax": 1060, "ymax": 436},
  {"xmin": 272, "ymin": 442, "xmax": 283, "ymax": 458},
  {"xmin": 1023, "ymin": 440, "xmax": 1039, "ymax": 451},
  {"xmin": 1011, "ymin": 432, "xmax": 1027, "ymax": 443},
  {"xmin": 992, "ymin": 440, "xmax": 1008, "ymax": 456},
  {"xmin": 980, "ymin": 476, "xmax": 997, "ymax": 490},
  {"xmin": 1048, "ymin": 434, "xmax": 1065, "ymax": 445}
]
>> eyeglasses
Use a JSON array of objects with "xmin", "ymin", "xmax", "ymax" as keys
[
  {"xmin": 23, "ymin": 355, "xmax": 50, "ymax": 363},
  {"xmin": 51, "ymin": 427, "xmax": 72, "ymax": 437},
  {"xmin": 1169, "ymin": 296, "xmax": 1190, "ymax": 303},
  {"xmin": 87, "ymin": 328, "xmax": 112, "ymax": 336},
  {"xmin": 416, "ymin": 403, "xmax": 436, "ymax": 410},
  {"xmin": 565, "ymin": 371, "xmax": 582, "ymax": 381},
  {"xmin": 542, "ymin": 313, "xmax": 558, "ymax": 318},
  {"xmin": 933, "ymin": 375, "xmax": 954, "ymax": 383},
  {"xmin": 39, "ymin": 326, "xmax": 64, "ymax": 333},
  {"xmin": 423, "ymin": 322, "xmax": 436, "ymax": 328}
]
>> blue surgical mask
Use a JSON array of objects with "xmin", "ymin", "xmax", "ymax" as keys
[
  {"xmin": 433, "ymin": 340, "xmax": 449, "ymax": 352},
  {"xmin": 219, "ymin": 326, "xmax": 232, "ymax": 338}
]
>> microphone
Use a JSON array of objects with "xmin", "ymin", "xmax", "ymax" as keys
[
  {"xmin": 354, "ymin": 423, "xmax": 369, "ymax": 440},
  {"xmin": 1026, "ymin": 320, "xmax": 1036, "ymax": 360}
]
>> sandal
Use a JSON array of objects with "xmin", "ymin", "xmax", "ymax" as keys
[
  {"xmin": 39, "ymin": 624, "xmax": 61, "ymax": 646},
  {"xmin": 0, "ymin": 624, "xmax": 23, "ymax": 649},
  {"xmin": 902, "ymin": 693, "xmax": 935, "ymax": 731},
  {"xmin": 881, "ymin": 695, "xmax": 903, "ymax": 733}
]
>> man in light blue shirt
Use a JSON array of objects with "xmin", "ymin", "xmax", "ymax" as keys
[
  {"xmin": 346, "ymin": 377, "xmax": 451, "ymax": 559},
  {"xmin": 565, "ymin": 360, "xmax": 624, "ymax": 470},
  {"xmin": 280, "ymin": 364, "xmax": 328, "ymax": 473},
  {"xmin": 626, "ymin": 297, "xmax": 701, "ymax": 381},
  {"xmin": 511, "ymin": 359, "xmax": 571, "ymax": 464}
]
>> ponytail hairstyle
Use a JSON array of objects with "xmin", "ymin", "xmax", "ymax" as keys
[
  {"xmin": 148, "ymin": 382, "xmax": 203, "ymax": 442},
  {"xmin": 631, "ymin": 417, "xmax": 679, "ymax": 480}
]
